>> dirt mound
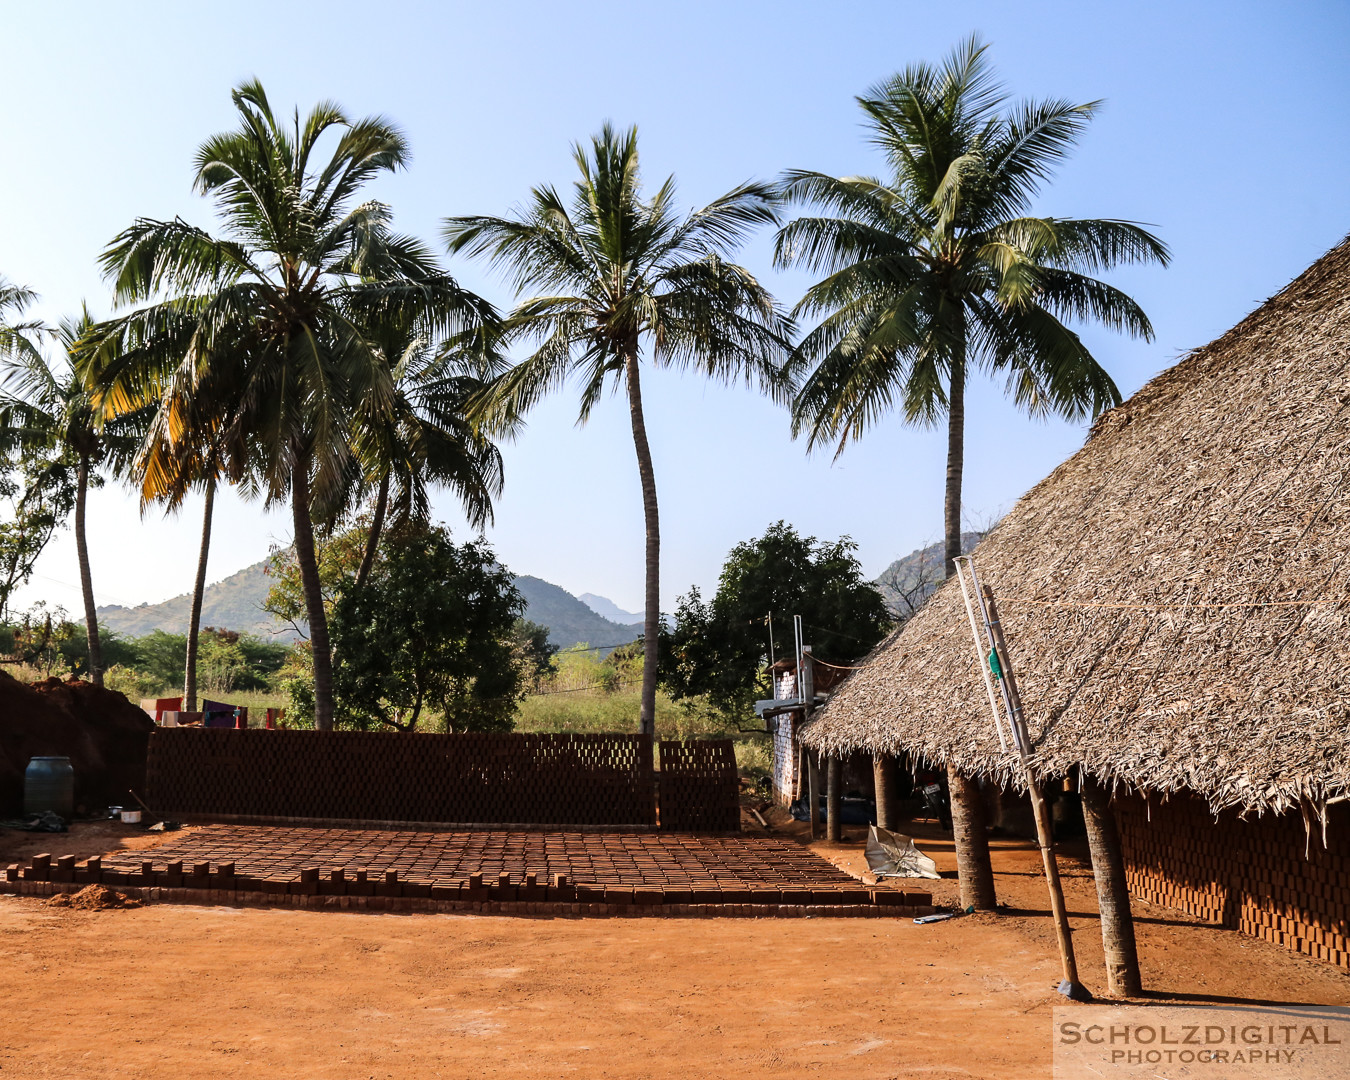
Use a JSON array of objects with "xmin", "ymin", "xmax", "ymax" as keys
[
  {"xmin": 46, "ymin": 884, "xmax": 142, "ymax": 911},
  {"xmin": 0, "ymin": 671, "xmax": 154, "ymax": 817}
]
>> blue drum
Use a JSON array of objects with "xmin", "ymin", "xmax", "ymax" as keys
[{"xmin": 24, "ymin": 756, "xmax": 75, "ymax": 817}]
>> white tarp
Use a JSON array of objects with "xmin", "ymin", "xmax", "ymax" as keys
[{"xmin": 865, "ymin": 825, "xmax": 941, "ymax": 879}]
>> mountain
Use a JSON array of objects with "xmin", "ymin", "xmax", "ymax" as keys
[
  {"xmin": 97, "ymin": 560, "xmax": 295, "ymax": 641},
  {"xmin": 514, "ymin": 578, "xmax": 642, "ymax": 654},
  {"xmin": 97, "ymin": 560, "xmax": 643, "ymax": 653},
  {"xmin": 578, "ymin": 593, "xmax": 642, "ymax": 624},
  {"xmin": 873, "ymin": 532, "xmax": 985, "ymax": 619}
]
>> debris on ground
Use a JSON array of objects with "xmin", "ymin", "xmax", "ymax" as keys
[
  {"xmin": 0, "ymin": 811, "xmax": 67, "ymax": 833},
  {"xmin": 46, "ymin": 884, "xmax": 142, "ymax": 911}
]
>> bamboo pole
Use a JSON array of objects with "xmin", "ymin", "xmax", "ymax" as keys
[{"xmin": 981, "ymin": 584, "xmax": 1090, "ymax": 1001}]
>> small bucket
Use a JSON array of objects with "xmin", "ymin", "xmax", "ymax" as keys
[{"xmin": 120, "ymin": 810, "xmax": 142, "ymax": 824}]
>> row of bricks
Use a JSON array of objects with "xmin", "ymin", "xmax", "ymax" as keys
[
  {"xmin": 11, "ymin": 856, "xmax": 930, "ymax": 908},
  {"xmin": 1, "ymin": 880, "xmax": 932, "ymax": 919}
]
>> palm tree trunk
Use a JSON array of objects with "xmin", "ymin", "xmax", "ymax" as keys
[
  {"xmin": 949, "ymin": 766, "xmax": 997, "ymax": 909},
  {"xmin": 292, "ymin": 465, "xmax": 335, "ymax": 731},
  {"xmin": 873, "ymin": 753, "xmax": 901, "ymax": 830},
  {"xmin": 183, "ymin": 477, "xmax": 216, "ymax": 712},
  {"xmin": 354, "ymin": 472, "xmax": 389, "ymax": 591},
  {"xmin": 74, "ymin": 452, "xmax": 102, "ymax": 687},
  {"xmin": 623, "ymin": 351, "xmax": 660, "ymax": 739},
  {"xmin": 944, "ymin": 349, "xmax": 966, "ymax": 576},
  {"xmin": 943, "ymin": 343, "xmax": 998, "ymax": 908},
  {"xmin": 1081, "ymin": 776, "xmax": 1142, "ymax": 996}
]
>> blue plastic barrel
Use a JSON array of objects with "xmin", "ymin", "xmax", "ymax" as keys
[{"xmin": 24, "ymin": 756, "xmax": 75, "ymax": 817}]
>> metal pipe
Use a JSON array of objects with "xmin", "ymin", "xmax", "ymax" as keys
[{"xmin": 953, "ymin": 556, "xmax": 1009, "ymax": 752}]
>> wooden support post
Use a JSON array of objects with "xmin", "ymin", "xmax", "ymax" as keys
[
  {"xmin": 873, "ymin": 754, "xmax": 901, "ymax": 831},
  {"xmin": 826, "ymin": 756, "xmax": 842, "ymax": 842},
  {"xmin": 982, "ymin": 584, "xmax": 1088, "ymax": 1001},
  {"xmin": 1081, "ymin": 775, "xmax": 1142, "ymax": 997},
  {"xmin": 807, "ymin": 742, "xmax": 821, "ymax": 840}
]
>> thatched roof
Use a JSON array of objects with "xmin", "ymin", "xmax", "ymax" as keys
[{"xmin": 803, "ymin": 236, "xmax": 1350, "ymax": 816}]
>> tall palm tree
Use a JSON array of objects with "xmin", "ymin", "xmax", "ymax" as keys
[
  {"xmin": 83, "ymin": 80, "xmax": 498, "ymax": 729},
  {"xmin": 775, "ymin": 38, "xmax": 1168, "ymax": 906},
  {"xmin": 0, "ymin": 308, "xmax": 145, "ymax": 685},
  {"xmin": 444, "ymin": 124, "xmax": 792, "ymax": 736}
]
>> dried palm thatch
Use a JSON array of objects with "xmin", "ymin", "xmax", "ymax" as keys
[{"xmin": 803, "ymin": 236, "xmax": 1350, "ymax": 817}]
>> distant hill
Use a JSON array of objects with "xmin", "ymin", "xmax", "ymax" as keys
[
  {"xmin": 97, "ymin": 560, "xmax": 643, "ymax": 653},
  {"xmin": 514, "ymin": 578, "xmax": 642, "ymax": 654},
  {"xmin": 98, "ymin": 560, "xmax": 292, "ymax": 641},
  {"xmin": 873, "ymin": 532, "xmax": 985, "ymax": 619},
  {"xmin": 578, "ymin": 593, "xmax": 642, "ymax": 624}
]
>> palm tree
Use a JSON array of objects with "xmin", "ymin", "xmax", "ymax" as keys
[
  {"xmin": 345, "ymin": 326, "xmax": 507, "ymax": 591},
  {"xmin": 0, "ymin": 308, "xmax": 145, "ymax": 685},
  {"xmin": 444, "ymin": 124, "xmax": 792, "ymax": 736},
  {"xmin": 83, "ymin": 80, "xmax": 498, "ymax": 729},
  {"xmin": 775, "ymin": 38, "xmax": 1168, "ymax": 908}
]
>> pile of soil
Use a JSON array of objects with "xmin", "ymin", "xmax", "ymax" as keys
[
  {"xmin": 0, "ymin": 671, "xmax": 153, "ymax": 817},
  {"xmin": 45, "ymin": 884, "xmax": 141, "ymax": 910}
]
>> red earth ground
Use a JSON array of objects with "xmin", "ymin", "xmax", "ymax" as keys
[{"xmin": 0, "ymin": 812, "xmax": 1345, "ymax": 1079}]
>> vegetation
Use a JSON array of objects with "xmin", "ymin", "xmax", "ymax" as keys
[
  {"xmin": 660, "ymin": 522, "xmax": 892, "ymax": 717},
  {"xmin": 444, "ymin": 124, "xmax": 792, "ymax": 737},
  {"xmin": 326, "ymin": 525, "xmax": 527, "ymax": 732},
  {"xmin": 83, "ymin": 79, "xmax": 500, "ymax": 731},
  {"xmin": 0, "ymin": 47, "xmax": 1165, "ymax": 784},
  {"xmin": 0, "ymin": 305, "xmax": 148, "ymax": 684}
]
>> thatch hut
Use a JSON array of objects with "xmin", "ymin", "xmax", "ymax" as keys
[{"xmin": 802, "ymin": 236, "xmax": 1350, "ymax": 972}]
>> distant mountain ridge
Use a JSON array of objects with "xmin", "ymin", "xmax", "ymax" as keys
[
  {"xmin": 96, "ymin": 559, "xmax": 643, "ymax": 653},
  {"xmin": 578, "ymin": 593, "xmax": 641, "ymax": 624}
]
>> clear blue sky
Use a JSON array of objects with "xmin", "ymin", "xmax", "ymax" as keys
[{"xmin": 3, "ymin": 1, "xmax": 1347, "ymax": 617}]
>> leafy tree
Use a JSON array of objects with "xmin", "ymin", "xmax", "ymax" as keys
[
  {"xmin": 444, "ymin": 123, "xmax": 792, "ymax": 737},
  {"xmin": 0, "ymin": 307, "xmax": 146, "ymax": 684},
  {"xmin": 660, "ymin": 521, "xmax": 891, "ymax": 717},
  {"xmin": 0, "ymin": 282, "xmax": 72, "ymax": 620},
  {"xmin": 327, "ymin": 524, "xmax": 526, "ymax": 732},
  {"xmin": 774, "ymin": 36, "xmax": 1167, "ymax": 909},
  {"xmin": 511, "ymin": 618, "xmax": 557, "ymax": 691},
  {"xmin": 84, "ymin": 80, "xmax": 499, "ymax": 729}
]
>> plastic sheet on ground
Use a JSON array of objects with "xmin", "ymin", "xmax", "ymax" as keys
[{"xmin": 865, "ymin": 825, "xmax": 940, "ymax": 879}]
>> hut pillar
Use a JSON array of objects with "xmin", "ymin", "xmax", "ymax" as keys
[
  {"xmin": 873, "ymin": 754, "xmax": 901, "ymax": 831},
  {"xmin": 948, "ymin": 765, "xmax": 997, "ymax": 910},
  {"xmin": 826, "ymin": 757, "xmax": 843, "ymax": 841},
  {"xmin": 1080, "ymin": 776, "xmax": 1142, "ymax": 997}
]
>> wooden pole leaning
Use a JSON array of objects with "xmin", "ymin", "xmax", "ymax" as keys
[{"xmin": 981, "ymin": 583, "xmax": 1091, "ymax": 1003}]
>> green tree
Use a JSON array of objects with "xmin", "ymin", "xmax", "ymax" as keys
[
  {"xmin": 85, "ymin": 80, "xmax": 498, "ymax": 729},
  {"xmin": 0, "ymin": 307, "xmax": 145, "ymax": 684},
  {"xmin": 444, "ymin": 124, "xmax": 792, "ymax": 737},
  {"xmin": 660, "ymin": 521, "xmax": 891, "ymax": 717},
  {"xmin": 328, "ymin": 524, "xmax": 526, "ymax": 732},
  {"xmin": 774, "ymin": 37, "xmax": 1168, "ymax": 909}
]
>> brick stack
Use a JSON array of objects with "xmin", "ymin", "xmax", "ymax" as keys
[
  {"xmin": 657, "ymin": 740, "xmax": 740, "ymax": 832},
  {"xmin": 1115, "ymin": 791, "xmax": 1350, "ymax": 971},
  {"xmin": 1, "ymin": 823, "xmax": 934, "ymax": 918},
  {"xmin": 146, "ymin": 729, "xmax": 657, "ymax": 826}
]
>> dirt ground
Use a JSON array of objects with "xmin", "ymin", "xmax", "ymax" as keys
[{"xmin": 0, "ymin": 814, "xmax": 1346, "ymax": 1079}]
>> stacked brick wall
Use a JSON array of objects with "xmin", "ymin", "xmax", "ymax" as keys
[
  {"xmin": 657, "ymin": 740, "xmax": 740, "ymax": 832},
  {"xmin": 1115, "ymin": 791, "xmax": 1350, "ymax": 970},
  {"xmin": 147, "ymin": 729, "xmax": 657, "ymax": 827}
]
